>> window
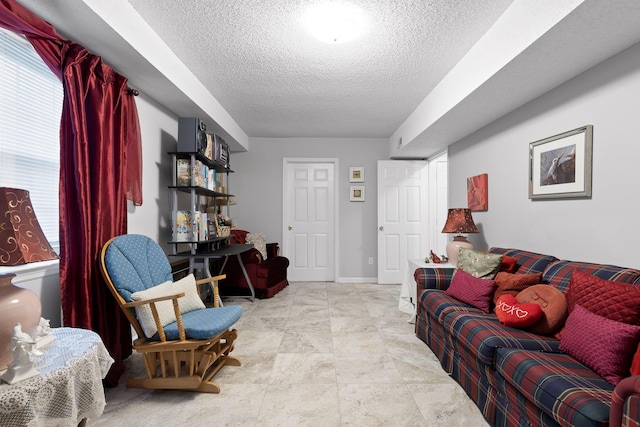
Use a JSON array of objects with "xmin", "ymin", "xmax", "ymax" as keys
[{"xmin": 0, "ymin": 28, "xmax": 63, "ymax": 252}]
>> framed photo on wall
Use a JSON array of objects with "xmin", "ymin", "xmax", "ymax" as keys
[
  {"xmin": 350, "ymin": 186, "xmax": 365, "ymax": 201},
  {"xmin": 529, "ymin": 125, "xmax": 593, "ymax": 200},
  {"xmin": 349, "ymin": 167, "xmax": 364, "ymax": 182}
]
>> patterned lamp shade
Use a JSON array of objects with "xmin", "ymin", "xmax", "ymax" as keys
[
  {"xmin": 0, "ymin": 187, "xmax": 58, "ymax": 266},
  {"xmin": 441, "ymin": 208, "xmax": 479, "ymax": 234},
  {"xmin": 441, "ymin": 208, "xmax": 479, "ymax": 266}
]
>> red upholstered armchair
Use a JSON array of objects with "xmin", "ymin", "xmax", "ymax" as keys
[{"xmin": 218, "ymin": 230, "xmax": 289, "ymax": 299}]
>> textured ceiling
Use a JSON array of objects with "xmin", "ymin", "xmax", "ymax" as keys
[{"xmin": 126, "ymin": 0, "xmax": 514, "ymax": 138}]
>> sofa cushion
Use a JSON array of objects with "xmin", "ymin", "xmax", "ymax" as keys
[
  {"xmin": 421, "ymin": 290, "xmax": 482, "ymax": 325},
  {"xmin": 495, "ymin": 294, "xmax": 543, "ymax": 328},
  {"xmin": 489, "ymin": 248, "xmax": 558, "ymax": 275},
  {"xmin": 457, "ymin": 248, "xmax": 502, "ymax": 279},
  {"xmin": 445, "ymin": 269, "xmax": 496, "ymax": 313},
  {"xmin": 567, "ymin": 269, "xmax": 640, "ymax": 325},
  {"xmin": 442, "ymin": 311, "xmax": 561, "ymax": 372},
  {"xmin": 560, "ymin": 304, "xmax": 640, "ymax": 386},
  {"xmin": 492, "ymin": 271, "xmax": 542, "ymax": 305},
  {"xmin": 542, "ymin": 260, "xmax": 640, "ymax": 293},
  {"xmin": 495, "ymin": 348, "xmax": 614, "ymax": 427}
]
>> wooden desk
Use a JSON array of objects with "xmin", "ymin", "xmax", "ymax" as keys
[
  {"xmin": 173, "ymin": 243, "xmax": 256, "ymax": 302},
  {"xmin": 0, "ymin": 327, "xmax": 113, "ymax": 426}
]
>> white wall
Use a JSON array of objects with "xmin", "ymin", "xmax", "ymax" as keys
[
  {"xmin": 127, "ymin": 95, "xmax": 178, "ymax": 253},
  {"xmin": 231, "ymin": 137, "xmax": 389, "ymax": 281},
  {"xmin": 448, "ymin": 41, "xmax": 640, "ymax": 268}
]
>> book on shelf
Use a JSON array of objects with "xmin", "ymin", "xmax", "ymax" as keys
[
  {"xmin": 176, "ymin": 158, "xmax": 209, "ymax": 188},
  {"xmin": 176, "ymin": 159, "xmax": 191, "ymax": 186},
  {"xmin": 173, "ymin": 210, "xmax": 193, "ymax": 242},
  {"xmin": 173, "ymin": 210, "xmax": 211, "ymax": 242}
]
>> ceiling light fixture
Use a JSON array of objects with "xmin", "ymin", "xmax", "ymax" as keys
[{"xmin": 303, "ymin": 2, "xmax": 365, "ymax": 44}]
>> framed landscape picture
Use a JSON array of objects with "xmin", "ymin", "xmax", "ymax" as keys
[{"xmin": 529, "ymin": 125, "xmax": 593, "ymax": 200}]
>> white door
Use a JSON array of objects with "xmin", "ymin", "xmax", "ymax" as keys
[
  {"xmin": 428, "ymin": 152, "xmax": 449, "ymax": 257},
  {"xmin": 283, "ymin": 159, "xmax": 336, "ymax": 282},
  {"xmin": 377, "ymin": 160, "xmax": 428, "ymax": 284}
]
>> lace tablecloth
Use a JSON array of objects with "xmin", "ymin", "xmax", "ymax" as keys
[{"xmin": 0, "ymin": 327, "xmax": 114, "ymax": 426}]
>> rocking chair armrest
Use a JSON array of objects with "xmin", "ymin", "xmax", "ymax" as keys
[
  {"xmin": 196, "ymin": 274, "xmax": 227, "ymax": 308},
  {"xmin": 124, "ymin": 292, "xmax": 188, "ymax": 342},
  {"xmin": 195, "ymin": 274, "xmax": 227, "ymax": 287},
  {"xmin": 122, "ymin": 292, "xmax": 186, "ymax": 308}
]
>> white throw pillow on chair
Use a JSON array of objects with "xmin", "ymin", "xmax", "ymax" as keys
[{"xmin": 131, "ymin": 273, "xmax": 204, "ymax": 338}]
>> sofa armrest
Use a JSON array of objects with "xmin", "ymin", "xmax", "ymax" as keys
[
  {"xmin": 414, "ymin": 267, "xmax": 456, "ymax": 291},
  {"xmin": 611, "ymin": 376, "xmax": 640, "ymax": 427},
  {"xmin": 266, "ymin": 242, "xmax": 280, "ymax": 259},
  {"xmin": 239, "ymin": 247, "xmax": 264, "ymax": 264}
]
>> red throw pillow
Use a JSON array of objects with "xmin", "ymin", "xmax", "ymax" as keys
[
  {"xmin": 495, "ymin": 294, "xmax": 543, "ymax": 328},
  {"xmin": 560, "ymin": 304, "xmax": 640, "ymax": 386},
  {"xmin": 567, "ymin": 269, "xmax": 640, "ymax": 324},
  {"xmin": 567, "ymin": 269, "xmax": 640, "ymax": 375},
  {"xmin": 516, "ymin": 284, "xmax": 568, "ymax": 335},
  {"xmin": 492, "ymin": 271, "xmax": 542, "ymax": 306},
  {"xmin": 500, "ymin": 256, "xmax": 518, "ymax": 273},
  {"xmin": 445, "ymin": 269, "xmax": 496, "ymax": 313}
]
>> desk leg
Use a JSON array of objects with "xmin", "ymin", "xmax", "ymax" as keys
[
  {"xmin": 213, "ymin": 255, "xmax": 256, "ymax": 303},
  {"xmin": 236, "ymin": 254, "xmax": 255, "ymax": 302}
]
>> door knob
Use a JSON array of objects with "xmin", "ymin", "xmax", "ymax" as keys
[
  {"xmin": 379, "ymin": 226, "xmax": 384, "ymax": 231},
  {"xmin": 288, "ymin": 225, "xmax": 293, "ymax": 230}
]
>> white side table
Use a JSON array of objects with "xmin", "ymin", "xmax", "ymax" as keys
[
  {"xmin": 399, "ymin": 259, "xmax": 455, "ymax": 323},
  {"xmin": 0, "ymin": 327, "xmax": 114, "ymax": 426}
]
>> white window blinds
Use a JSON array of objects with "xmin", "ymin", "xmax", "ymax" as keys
[{"xmin": 0, "ymin": 28, "xmax": 63, "ymax": 252}]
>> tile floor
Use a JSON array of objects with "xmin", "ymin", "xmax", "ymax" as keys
[{"xmin": 95, "ymin": 282, "xmax": 489, "ymax": 426}]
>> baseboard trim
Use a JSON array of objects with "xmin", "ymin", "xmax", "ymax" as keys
[{"xmin": 336, "ymin": 277, "xmax": 378, "ymax": 284}]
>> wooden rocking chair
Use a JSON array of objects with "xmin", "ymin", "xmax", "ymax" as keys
[{"xmin": 99, "ymin": 234, "xmax": 242, "ymax": 393}]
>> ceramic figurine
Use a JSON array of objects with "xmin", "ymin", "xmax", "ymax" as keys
[
  {"xmin": 34, "ymin": 317, "xmax": 55, "ymax": 350},
  {"xmin": 0, "ymin": 323, "xmax": 40, "ymax": 384},
  {"xmin": 430, "ymin": 250, "xmax": 442, "ymax": 264}
]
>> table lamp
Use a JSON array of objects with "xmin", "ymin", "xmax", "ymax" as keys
[
  {"xmin": 0, "ymin": 187, "xmax": 56, "ymax": 370},
  {"xmin": 442, "ymin": 208, "xmax": 479, "ymax": 266}
]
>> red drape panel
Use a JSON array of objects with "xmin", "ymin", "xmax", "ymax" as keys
[{"xmin": 1, "ymin": 0, "xmax": 143, "ymax": 385}]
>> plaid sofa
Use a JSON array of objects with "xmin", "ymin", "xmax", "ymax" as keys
[{"xmin": 414, "ymin": 247, "xmax": 640, "ymax": 427}]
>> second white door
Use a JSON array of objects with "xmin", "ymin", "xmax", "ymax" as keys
[{"xmin": 377, "ymin": 160, "xmax": 428, "ymax": 284}]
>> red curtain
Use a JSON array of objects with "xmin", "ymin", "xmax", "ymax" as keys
[{"xmin": 1, "ymin": 0, "xmax": 143, "ymax": 385}]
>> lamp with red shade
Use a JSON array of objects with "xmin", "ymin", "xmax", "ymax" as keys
[
  {"xmin": 441, "ymin": 208, "xmax": 479, "ymax": 266},
  {"xmin": 0, "ymin": 187, "xmax": 58, "ymax": 370}
]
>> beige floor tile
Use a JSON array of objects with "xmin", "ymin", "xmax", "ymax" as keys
[
  {"xmin": 256, "ymin": 383, "xmax": 341, "ymax": 427},
  {"xmin": 269, "ymin": 353, "xmax": 336, "ymax": 384},
  {"xmin": 338, "ymin": 383, "xmax": 426, "ymax": 426}
]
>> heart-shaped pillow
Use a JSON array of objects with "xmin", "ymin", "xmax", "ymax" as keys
[{"xmin": 495, "ymin": 294, "xmax": 543, "ymax": 328}]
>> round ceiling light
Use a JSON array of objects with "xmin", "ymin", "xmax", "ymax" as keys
[{"xmin": 303, "ymin": 2, "xmax": 365, "ymax": 44}]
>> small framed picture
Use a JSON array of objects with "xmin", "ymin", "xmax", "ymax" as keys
[
  {"xmin": 350, "ymin": 186, "xmax": 365, "ymax": 202},
  {"xmin": 349, "ymin": 167, "xmax": 364, "ymax": 182}
]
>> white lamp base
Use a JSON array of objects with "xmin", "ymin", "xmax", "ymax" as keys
[{"xmin": 446, "ymin": 235, "xmax": 474, "ymax": 267}]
